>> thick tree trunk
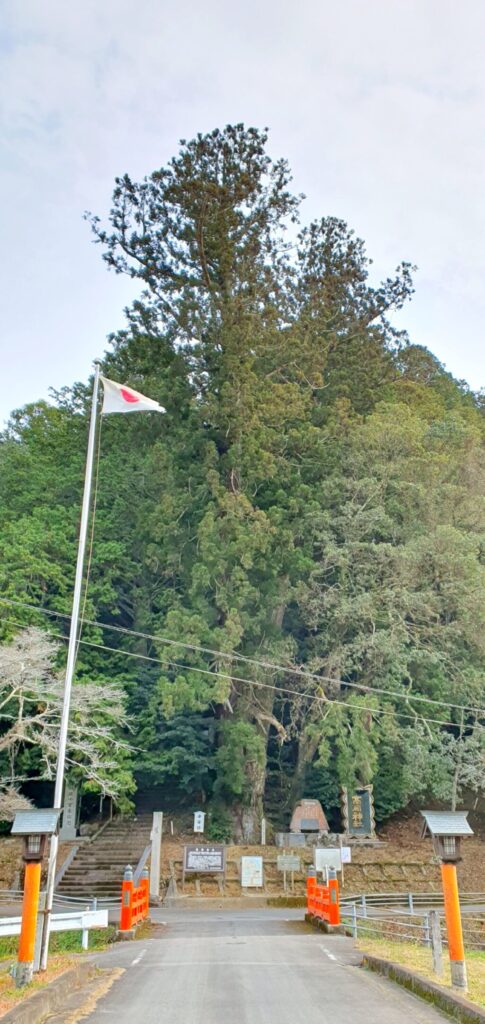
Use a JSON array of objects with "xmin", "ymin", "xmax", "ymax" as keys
[
  {"xmin": 288, "ymin": 729, "xmax": 321, "ymax": 811},
  {"xmin": 234, "ymin": 761, "xmax": 267, "ymax": 843}
]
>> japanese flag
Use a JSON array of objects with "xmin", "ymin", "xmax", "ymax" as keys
[{"xmin": 100, "ymin": 377, "xmax": 165, "ymax": 415}]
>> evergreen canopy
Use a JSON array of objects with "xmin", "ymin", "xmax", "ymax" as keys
[{"xmin": 1, "ymin": 125, "xmax": 484, "ymax": 835}]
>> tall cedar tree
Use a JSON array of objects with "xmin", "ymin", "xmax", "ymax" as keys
[{"xmin": 1, "ymin": 126, "xmax": 484, "ymax": 831}]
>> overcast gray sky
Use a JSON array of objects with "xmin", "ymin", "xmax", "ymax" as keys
[{"xmin": 1, "ymin": 0, "xmax": 484, "ymax": 424}]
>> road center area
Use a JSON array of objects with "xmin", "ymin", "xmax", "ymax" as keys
[{"xmin": 85, "ymin": 907, "xmax": 450, "ymax": 1023}]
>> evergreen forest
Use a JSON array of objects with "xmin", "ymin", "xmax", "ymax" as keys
[{"xmin": 1, "ymin": 125, "xmax": 484, "ymax": 839}]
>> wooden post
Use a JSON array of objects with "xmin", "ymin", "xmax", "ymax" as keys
[
  {"xmin": 429, "ymin": 910, "xmax": 444, "ymax": 977},
  {"xmin": 441, "ymin": 863, "xmax": 467, "ymax": 991},
  {"xmin": 16, "ymin": 861, "xmax": 42, "ymax": 987}
]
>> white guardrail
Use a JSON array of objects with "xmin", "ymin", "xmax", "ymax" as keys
[{"xmin": 0, "ymin": 909, "xmax": 109, "ymax": 958}]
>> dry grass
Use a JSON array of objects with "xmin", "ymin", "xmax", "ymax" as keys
[
  {"xmin": 357, "ymin": 937, "xmax": 485, "ymax": 1009},
  {"xmin": 0, "ymin": 955, "xmax": 76, "ymax": 1017}
]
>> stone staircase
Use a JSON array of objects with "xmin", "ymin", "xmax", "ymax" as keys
[{"xmin": 57, "ymin": 815, "xmax": 153, "ymax": 899}]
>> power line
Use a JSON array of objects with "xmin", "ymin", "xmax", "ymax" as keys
[
  {"xmin": 0, "ymin": 595, "xmax": 483, "ymax": 717},
  {"xmin": 0, "ymin": 613, "xmax": 480, "ymax": 732}
]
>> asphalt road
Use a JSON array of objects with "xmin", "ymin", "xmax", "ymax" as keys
[{"xmin": 83, "ymin": 907, "xmax": 450, "ymax": 1024}]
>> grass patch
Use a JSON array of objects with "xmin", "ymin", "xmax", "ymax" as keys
[
  {"xmin": 0, "ymin": 954, "xmax": 76, "ymax": 1016},
  {"xmin": 138, "ymin": 919, "xmax": 160, "ymax": 938},
  {"xmin": 357, "ymin": 937, "xmax": 485, "ymax": 1009},
  {"xmin": 0, "ymin": 927, "xmax": 116, "ymax": 964}
]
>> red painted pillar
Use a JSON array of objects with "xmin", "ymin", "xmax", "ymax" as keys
[
  {"xmin": 120, "ymin": 865, "xmax": 134, "ymax": 931},
  {"xmin": 306, "ymin": 873, "xmax": 317, "ymax": 915},
  {"xmin": 441, "ymin": 863, "xmax": 467, "ymax": 991},
  {"xmin": 328, "ymin": 877, "xmax": 340, "ymax": 926},
  {"xmin": 16, "ymin": 861, "xmax": 42, "ymax": 987}
]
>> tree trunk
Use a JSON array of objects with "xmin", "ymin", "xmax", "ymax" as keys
[
  {"xmin": 451, "ymin": 765, "xmax": 460, "ymax": 812},
  {"xmin": 288, "ymin": 729, "xmax": 321, "ymax": 810}
]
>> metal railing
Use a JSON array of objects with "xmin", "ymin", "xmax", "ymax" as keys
[
  {"xmin": 340, "ymin": 895, "xmax": 485, "ymax": 952},
  {"xmin": 134, "ymin": 843, "xmax": 152, "ymax": 885},
  {"xmin": 0, "ymin": 890, "xmax": 120, "ymax": 910},
  {"xmin": 342, "ymin": 890, "xmax": 485, "ymax": 911},
  {"xmin": 53, "ymin": 891, "xmax": 120, "ymax": 907}
]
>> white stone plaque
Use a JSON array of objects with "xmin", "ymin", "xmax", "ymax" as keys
[{"xmin": 60, "ymin": 782, "xmax": 79, "ymax": 840}]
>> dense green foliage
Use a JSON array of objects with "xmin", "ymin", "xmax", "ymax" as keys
[{"xmin": 1, "ymin": 126, "xmax": 484, "ymax": 834}]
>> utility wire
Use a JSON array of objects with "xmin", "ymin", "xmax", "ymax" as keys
[
  {"xmin": 0, "ymin": 595, "xmax": 483, "ymax": 717},
  {"xmin": 0, "ymin": 613, "xmax": 481, "ymax": 732}
]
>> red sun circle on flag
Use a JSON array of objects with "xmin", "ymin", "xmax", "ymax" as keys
[{"xmin": 120, "ymin": 387, "xmax": 140, "ymax": 404}]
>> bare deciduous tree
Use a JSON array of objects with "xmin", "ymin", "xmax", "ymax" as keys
[{"xmin": 0, "ymin": 628, "xmax": 131, "ymax": 815}]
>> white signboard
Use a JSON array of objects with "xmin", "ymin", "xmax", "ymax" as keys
[
  {"xmin": 314, "ymin": 848, "xmax": 342, "ymax": 873},
  {"xmin": 241, "ymin": 856, "xmax": 263, "ymax": 887},
  {"xmin": 193, "ymin": 811, "xmax": 206, "ymax": 833},
  {"xmin": 277, "ymin": 855, "xmax": 301, "ymax": 872},
  {"xmin": 340, "ymin": 845, "xmax": 352, "ymax": 864}
]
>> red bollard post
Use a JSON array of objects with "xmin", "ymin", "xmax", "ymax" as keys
[
  {"xmin": 328, "ymin": 876, "xmax": 340, "ymax": 926},
  {"xmin": 306, "ymin": 873, "xmax": 317, "ymax": 916},
  {"xmin": 316, "ymin": 883, "xmax": 324, "ymax": 920},
  {"xmin": 141, "ymin": 867, "xmax": 149, "ymax": 921},
  {"xmin": 120, "ymin": 865, "xmax": 134, "ymax": 931}
]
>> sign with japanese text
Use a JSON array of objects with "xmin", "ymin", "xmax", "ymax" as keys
[
  {"xmin": 277, "ymin": 855, "xmax": 301, "ymax": 872},
  {"xmin": 183, "ymin": 845, "xmax": 225, "ymax": 873}
]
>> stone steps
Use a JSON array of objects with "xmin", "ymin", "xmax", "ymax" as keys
[{"xmin": 57, "ymin": 818, "xmax": 153, "ymax": 899}]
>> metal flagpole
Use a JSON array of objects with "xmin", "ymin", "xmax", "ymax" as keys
[{"xmin": 39, "ymin": 360, "xmax": 102, "ymax": 970}]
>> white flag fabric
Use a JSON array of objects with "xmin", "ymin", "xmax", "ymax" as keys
[{"xmin": 100, "ymin": 376, "xmax": 166, "ymax": 415}]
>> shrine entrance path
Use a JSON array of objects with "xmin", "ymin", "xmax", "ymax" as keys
[{"xmin": 85, "ymin": 906, "xmax": 449, "ymax": 1024}]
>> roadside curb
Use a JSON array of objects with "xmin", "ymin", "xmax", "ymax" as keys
[
  {"xmin": 163, "ymin": 895, "xmax": 305, "ymax": 909},
  {"xmin": 115, "ymin": 916, "xmax": 152, "ymax": 941},
  {"xmin": 304, "ymin": 912, "xmax": 346, "ymax": 936},
  {"xmin": 1, "ymin": 961, "xmax": 98, "ymax": 1024},
  {"xmin": 363, "ymin": 953, "xmax": 485, "ymax": 1024}
]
